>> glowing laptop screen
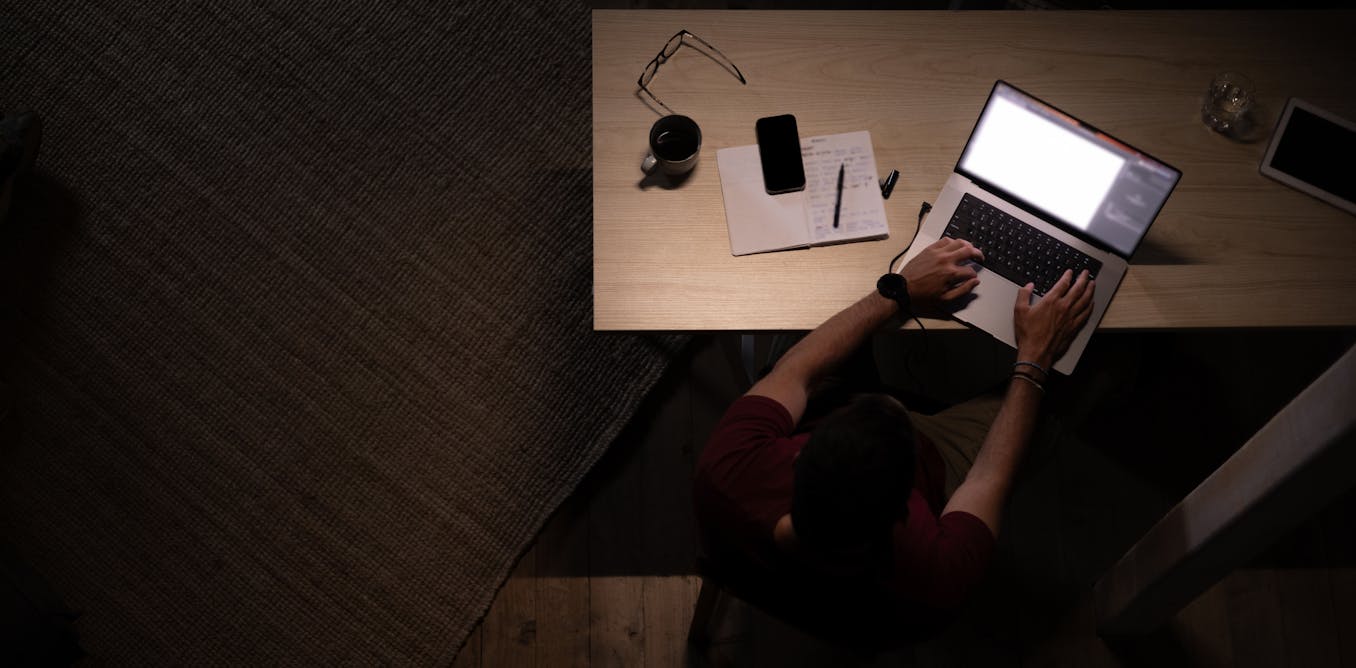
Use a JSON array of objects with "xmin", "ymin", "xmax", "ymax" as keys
[{"xmin": 958, "ymin": 83, "xmax": 1180, "ymax": 256}]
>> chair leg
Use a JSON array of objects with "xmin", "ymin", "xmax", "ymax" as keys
[
  {"xmin": 715, "ymin": 333, "xmax": 753, "ymax": 393},
  {"xmin": 740, "ymin": 334, "xmax": 758, "ymax": 388},
  {"xmin": 687, "ymin": 576, "xmax": 721, "ymax": 648}
]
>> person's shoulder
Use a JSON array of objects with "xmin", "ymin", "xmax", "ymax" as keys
[
  {"xmin": 883, "ymin": 501, "xmax": 996, "ymax": 611},
  {"xmin": 894, "ymin": 506, "xmax": 996, "ymax": 555},
  {"xmin": 725, "ymin": 394, "xmax": 793, "ymax": 423},
  {"xmin": 936, "ymin": 510, "xmax": 996, "ymax": 548},
  {"xmin": 706, "ymin": 394, "xmax": 797, "ymax": 446},
  {"xmin": 695, "ymin": 395, "xmax": 800, "ymax": 503}
]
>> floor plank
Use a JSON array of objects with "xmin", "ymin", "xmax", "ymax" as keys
[
  {"xmin": 698, "ymin": 589, "xmax": 755, "ymax": 667},
  {"xmin": 748, "ymin": 606, "xmax": 879, "ymax": 668},
  {"xmin": 1331, "ymin": 564, "xmax": 1356, "ymax": 668},
  {"xmin": 536, "ymin": 494, "xmax": 591, "ymax": 667},
  {"xmin": 642, "ymin": 576, "xmax": 704, "ymax": 667},
  {"xmin": 589, "ymin": 576, "xmax": 646, "ymax": 668},
  {"xmin": 451, "ymin": 623, "xmax": 481, "ymax": 668},
  {"xmin": 532, "ymin": 577, "xmax": 591, "ymax": 668},
  {"xmin": 1227, "ymin": 569, "xmax": 1286, "ymax": 668},
  {"xmin": 1274, "ymin": 569, "xmax": 1339, "ymax": 663},
  {"xmin": 1320, "ymin": 490, "xmax": 1356, "ymax": 668},
  {"xmin": 1059, "ymin": 591, "xmax": 1122, "ymax": 668},
  {"xmin": 1171, "ymin": 578, "xmax": 1234, "ymax": 668},
  {"xmin": 482, "ymin": 547, "xmax": 538, "ymax": 667},
  {"xmin": 639, "ymin": 349, "xmax": 696, "ymax": 575},
  {"xmin": 1274, "ymin": 521, "xmax": 1342, "ymax": 668},
  {"xmin": 588, "ymin": 397, "xmax": 650, "ymax": 667},
  {"xmin": 1275, "ymin": 568, "xmax": 1343, "ymax": 668}
]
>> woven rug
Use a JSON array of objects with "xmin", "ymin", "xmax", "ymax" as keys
[{"xmin": 0, "ymin": 1, "xmax": 682, "ymax": 664}]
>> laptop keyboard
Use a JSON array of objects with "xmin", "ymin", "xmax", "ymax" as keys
[{"xmin": 943, "ymin": 193, "xmax": 1102, "ymax": 296}]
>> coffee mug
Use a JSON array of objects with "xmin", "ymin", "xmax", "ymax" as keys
[{"xmin": 642, "ymin": 115, "xmax": 701, "ymax": 177}]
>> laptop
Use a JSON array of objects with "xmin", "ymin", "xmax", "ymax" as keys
[{"xmin": 898, "ymin": 81, "xmax": 1181, "ymax": 374}]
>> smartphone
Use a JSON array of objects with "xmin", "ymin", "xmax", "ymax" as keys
[{"xmin": 755, "ymin": 114, "xmax": 806, "ymax": 195}]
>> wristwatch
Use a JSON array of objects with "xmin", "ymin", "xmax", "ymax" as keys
[{"xmin": 876, "ymin": 273, "xmax": 912, "ymax": 316}]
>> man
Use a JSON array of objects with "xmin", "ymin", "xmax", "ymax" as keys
[{"xmin": 693, "ymin": 237, "xmax": 1094, "ymax": 643}]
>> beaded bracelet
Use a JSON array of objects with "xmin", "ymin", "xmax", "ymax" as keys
[
  {"xmin": 1011, "ymin": 371, "xmax": 1045, "ymax": 393},
  {"xmin": 1013, "ymin": 360, "xmax": 1048, "ymax": 376}
]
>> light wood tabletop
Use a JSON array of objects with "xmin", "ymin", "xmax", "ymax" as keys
[{"xmin": 593, "ymin": 10, "xmax": 1356, "ymax": 331}]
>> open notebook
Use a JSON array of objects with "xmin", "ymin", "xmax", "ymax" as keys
[{"xmin": 717, "ymin": 130, "xmax": 889, "ymax": 256}]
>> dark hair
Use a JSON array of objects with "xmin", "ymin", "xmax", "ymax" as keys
[{"xmin": 791, "ymin": 393, "xmax": 916, "ymax": 555}]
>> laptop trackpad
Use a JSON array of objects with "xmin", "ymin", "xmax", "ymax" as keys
[{"xmin": 950, "ymin": 265, "xmax": 1020, "ymax": 348}]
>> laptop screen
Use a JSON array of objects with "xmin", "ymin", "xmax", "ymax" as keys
[{"xmin": 957, "ymin": 82, "xmax": 1180, "ymax": 257}]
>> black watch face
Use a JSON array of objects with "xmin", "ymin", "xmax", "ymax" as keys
[
  {"xmin": 878, "ymin": 273, "xmax": 909, "ymax": 313},
  {"xmin": 878, "ymin": 273, "xmax": 904, "ymax": 297}
]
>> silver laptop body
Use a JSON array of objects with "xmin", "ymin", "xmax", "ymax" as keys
[{"xmin": 899, "ymin": 81, "xmax": 1180, "ymax": 374}]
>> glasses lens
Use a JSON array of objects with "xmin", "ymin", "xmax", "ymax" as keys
[
  {"xmin": 641, "ymin": 59, "xmax": 658, "ymax": 87},
  {"xmin": 662, "ymin": 33, "xmax": 683, "ymax": 57}
]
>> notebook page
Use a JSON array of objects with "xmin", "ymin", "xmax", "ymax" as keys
[{"xmin": 802, "ymin": 131, "xmax": 889, "ymax": 244}]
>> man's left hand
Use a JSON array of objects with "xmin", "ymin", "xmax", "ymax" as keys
[{"xmin": 899, "ymin": 237, "xmax": 985, "ymax": 317}]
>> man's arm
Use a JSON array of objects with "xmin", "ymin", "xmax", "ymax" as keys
[
  {"xmin": 746, "ymin": 291, "xmax": 896, "ymax": 421},
  {"xmin": 938, "ymin": 372, "xmax": 1043, "ymax": 536},
  {"xmin": 942, "ymin": 269, "xmax": 1095, "ymax": 537},
  {"xmin": 747, "ymin": 238, "xmax": 984, "ymax": 424}
]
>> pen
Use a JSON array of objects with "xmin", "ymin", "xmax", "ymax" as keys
[{"xmin": 833, "ymin": 162, "xmax": 845, "ymax": 228}]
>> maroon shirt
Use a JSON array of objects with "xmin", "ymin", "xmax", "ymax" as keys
[{"xmin": 693, "ymin": 395, "xmax": 995, "ymax": 635}]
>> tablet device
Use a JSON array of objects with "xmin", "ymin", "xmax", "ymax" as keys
[{"xmin": 1259, "ymin": 98, "xmax": 1356, "ymax": 215}]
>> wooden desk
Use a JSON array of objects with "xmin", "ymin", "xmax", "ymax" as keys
[{"xmin": 593, "ymin": 11, "xmax": 1356, "ymax": 331}]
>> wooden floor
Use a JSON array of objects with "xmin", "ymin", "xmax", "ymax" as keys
[{"xmin": 453, "ymin": 329, "xmax": 1356, "ymax": 667}]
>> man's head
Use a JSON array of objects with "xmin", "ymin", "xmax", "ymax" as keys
[{"xmin": 791, "ymin": 393, "xmax": 916, "ymax": 559}]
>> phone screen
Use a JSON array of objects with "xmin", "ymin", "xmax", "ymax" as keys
[{"xmin": 756, "ymin": 115, "xmax": 806, "ymax": 195}]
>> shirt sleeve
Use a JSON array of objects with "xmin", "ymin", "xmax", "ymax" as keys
[
  {"xmin": 693, "ymin": 395, "xmax": 798, "ymax": 537},
  {"xmin": 890, "ymin": 509, "xmax": 996, "ymax": 611},
  {"xmin": 696, "ymin": 394, "xmax": 795, "ymax": 485},
  {"xmin": 713, "ymin": 394, "xmax": 795, "ymax": 440}
]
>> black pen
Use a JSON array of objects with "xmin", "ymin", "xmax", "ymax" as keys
[{"xmin": 832, "ymin": 162, "xmax": 845, "ymax": 228}]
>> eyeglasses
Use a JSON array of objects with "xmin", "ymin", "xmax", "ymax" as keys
[{"xmin": 638, "ymin": 29, "xmax": 746, "ymax": 115}]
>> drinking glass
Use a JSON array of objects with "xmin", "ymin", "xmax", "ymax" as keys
[{"xmin": 1202, "ymin": 72, "xmax": 1255, "ymax": 137}]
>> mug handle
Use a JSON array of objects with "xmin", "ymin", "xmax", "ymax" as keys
[{"xmin": 641, "ymin": 153, "xmax": 658, "ymax": 175}]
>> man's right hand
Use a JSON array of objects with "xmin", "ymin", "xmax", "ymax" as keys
[
  {"xmin": 900, "ymin": 237, "xmax": 986, "ymax": 317},
  {"xmin": 1013, "ymin": 269, "xmax": 1095, "ymax": 368}
]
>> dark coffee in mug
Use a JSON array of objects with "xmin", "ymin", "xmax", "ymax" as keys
[
  {"xmin": 643, "ymin": 115, "xmax": 701, "ymax": 177},
  {"xmin": 654, "ymin": 128, "xmax": 699, "ymax": 161}
]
